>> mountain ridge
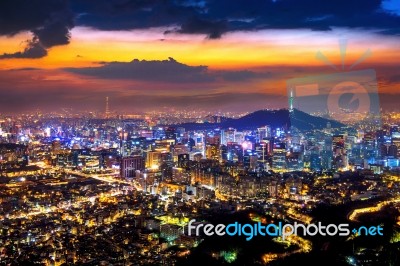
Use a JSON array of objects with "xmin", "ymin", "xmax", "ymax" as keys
[{"xmin": 170, "ymin": 109, "xmax": 344, "ymax": 131}]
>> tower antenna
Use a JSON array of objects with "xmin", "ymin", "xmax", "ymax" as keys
[{"xmin": 105, "ymin": 96, "xmax": 110, "ymax": 118}]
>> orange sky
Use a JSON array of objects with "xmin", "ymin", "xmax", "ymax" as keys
[
  {"xmin": 0, "ymin": 26, "xmax": 399, "ymax": 113},
  {"xmin": 1, "ymin": 27, "xmax": 399, "ymax": 70}
]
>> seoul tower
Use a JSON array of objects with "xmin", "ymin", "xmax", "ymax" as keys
[{"xmin": 289, "ymin": 89, "xmax": 294, "ymax": 113}]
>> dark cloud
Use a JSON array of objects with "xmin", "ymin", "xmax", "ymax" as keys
[
  {"xmin": 65, "ymin": 57, "xmax": 213, "ymax": 83},
  {"xmin": 0, "ymin": 0, "xmax": 73, "ymax": 59},
  {"xmin": 0, "ymin": 0, "xmax": 398, "ymax": 59},
  {"xmin": 203, "ymin": 0, "xmax": 400, "ymax": 33},
  {"xmin": 177, "ymin": 17, "xmax": 228, "ymax": 39},
  {"xmin": 72, "ymin": 0, "xmax": 400, "ymax": 38},
  {"xmin": 71, "ymin": 0, "xmax": 196, "ymax": 30},
  {"xmin": 8, "ymin": 68, "xmax": 41, "ymax": 71},
  {"xmin": 65, "ymin": 57, "xmax": 272, "ymax": 83},
  {"xmin": 0, "ymin": 39, "xmax": 47, "ymax": 59},
  {"xmin": 33, "ymin": 18, "xmax": 73, "ymax": 48}
]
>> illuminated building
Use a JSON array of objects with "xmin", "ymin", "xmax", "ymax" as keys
[
  {"xmin": 287, "ymin": 152, "xmax": 303, "ymax": 171},
  {"xmin": 321, "ymin": 149, "xmax": 332, "ymax": 170},
  {"xmin": 221, "ymin": 128, "xmax": 236, "ymax": 145},
  {"xmin": 193, "ymin": 133, "xmax": 204, "ymax": 146},
  {"xmin": 220, "ymin": 144, "xmax": 228, "ymax": 162},
  {"xmin": 257, "ymin": 126, "xmax": 271, "ymax": 142},
  {"xmin": 160, "ymin": 151, "xmax": 173, "ymax": 164},
  {"xmin": 153, "ymin": 127, "xmax": 166, "ymax": 139},
  {"xmin": 51, "ymin": 140, "xmax": 62, "ymax": 155},
  {"xmin": 359, "ymin": 131, "xmax": 377, "ymax": 167},
  {"xmin": 243, "ymin": 152, "xmax": 258, "ymax": 171},
  {"xmin": 309, "ymin": 153, "xmax": 321, "ymax": 171},
  {"xmin": 155, "ymin": 139, "xmax": 175, "ymax": 150},
  {"xmin": 177, "ymin": 153, "xmax": 190, "ymax": 167},
  {"xmin": 146, "ymin": 151, "xmax": 161, "ymax": 169},
  {"xmin": 332, "ymin": 135, "xmax": 347, "ymax": 170},
  {"xmin": 171, "ymin": 143, "xmax": 189, "ymax": 162},
  {"xmin": 140, "ymin": 130, "xmax": 153, "ymax": 138},
  {"xmin": 160, "ymin": 224, "xmax": 184, "ymax": 241},
  {"xmin": 205, "ymin": 144, "xmax": 219, "ymax": 160},
  {"xmin": 225, "ymin": 142, "xmax": 239, "ymax": 162},
  {"xmin": 285, "ymin": 176, "xmax": 302, "ymax": 195},
  {"xmin": 388, "ymin": 144, "xmax": 398, "ymax": 157},
  {"xmin": 234, "ymin": 131, "xmax": 245, "ymax": 144},
  {"xmin": 268, "ymin": 179, "xmax": 278, "ymax": 197},
  {"xmin": 272, "ymin": 142, "xmax": 287, "ymax": 170},
  {"xmin": 249, "ymin": 154, "xmax": 258, "ymax": 170},
  {"xmin": 392, "ymin": 132, "xmax": 400, "ymax": 157},
  {"xmin": 165, "ymin": 127, "xmax": 176, "ymax": 140},
  {"xmin": 172, "ymin": 167, "xmax": 189, "ymax": 183},
  {"xmin": 121, "ymin": 156, "xmax": 145, "ymax": 178},
  {"xmin": 193, "ymin": 153, "xmax": 203, "ymax": 162},
  {"xmin": 390, "ymin": 124, "xmax": 399, "ymax": 135},
  {"xmin": 381, "ymin": 144, "xmax": 398, "ymax": 158},
  {"xmin": 206, "ymin": 135, "xmax": 220, "ymax": 146}
]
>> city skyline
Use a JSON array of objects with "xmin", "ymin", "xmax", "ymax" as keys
[
  {"xmin": 0, "ymin": 0, "xmax": 399, "ymax": 113},
  {"xmin": 1, "ymin": 2, "xmax": 400, "ymax": 264}
]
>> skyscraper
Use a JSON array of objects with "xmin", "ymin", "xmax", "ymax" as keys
[
  {"xmin": 121, "ymin": 156, "xmax": 145, "ymax": 178},
  {"xmin": 332, "ymin": 135, "xmax": 347, "ymax": 170},
  {"xmin": 146, "ymin": 151, "xmax": 161, "ymax": 169},
  {"xmin": 272, "ymin": 142, "xmax": 287, "ymax": 170}
]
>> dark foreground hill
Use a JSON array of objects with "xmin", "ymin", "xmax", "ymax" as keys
[{"xmin": 172, "ymin": 109, "xmax": 344, "ymax": 131}]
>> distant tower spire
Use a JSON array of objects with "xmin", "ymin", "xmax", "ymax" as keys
[
  {"xmin": 105, "ymin": 96, "xmax": 110, "ymax": 118},
  {"xmin": 289, "ymin": 89, "xmax": 294, "ymax": 113}
]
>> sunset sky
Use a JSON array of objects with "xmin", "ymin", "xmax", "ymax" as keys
[{"xmin": 0, "ymin": 0, "xmax": 399, "ymax": 113}]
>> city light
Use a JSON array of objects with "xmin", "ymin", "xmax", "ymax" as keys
[{"xmin": 0, "ymin": 1, "xmax": 399, "ymax": 265}]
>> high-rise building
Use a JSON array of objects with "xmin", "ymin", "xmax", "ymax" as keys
[
  {"xmin": 332, "ymin": 135, "xmax": 347, "ymax": 170},
  {"xmin": 272, "ymin": 142, "xmax": 287, "ymax": 170},
  {"xmin": 51, "ymin": 140, "xmax": 62, "ymax": 155},
  {"xmin": 321, "ymin": 136, "xmax": 333, "ymax": 170},
  {"xmin": 309, "ymin": 153, "xmax": 321, "ymax": 171},
  {"xmin": 390, "ymin": 124, "xmax": 399, "ymax": 135},
  {"xmin": 177, "ymin": 153, "xmax": 190, "ymax": 168},
  {"xmin": 287, "ymin": 152, "xmax": 303, "ymax": 171},
  {"xmin": 381, "ymin": 144, "xmax": 398, "ymax": 158},
  {"xmin": 206, "ymin": 135, "xmax": 220, "ymax": 146},
  {"xmin": 392, "ymin": 132, "xmax": 400, "ymax": 157},
  {"xmin": 165, "ymin": 127, "xmax": 176, "ymax": 140},
  {"xmin": 268, "ymin": 179, "xmax": 278, "ymax": 198},
  {"xmin": 171, "ymin": 144, "xmax": 189, "ymax": 162},
  {"xmin": 121, "ymin": 156, "xmax": 145, "ymax": 178},
  {"xmin": 246, "ymin": 153, "xmax": 258, "ymax": 171},
  {"xmin": 257, "ymin": 126, "xmax": 271, "ymax": 142},
  {"xmin": 362, "ymin": 132, "xmax": 377, "ymax": 164},
  {"xmin": 221, "ymin": 128, "xmax": 236, "ymax": 145},
  {"xmin": 193, "ymin": 153, "xmax": 203, "ymax": 162},
  {"xmin": 235, "ymin": 131, "xmax": 245, "ymax": 144},
  {"xmin": 205, "ymin": 144, "xmax": 219, "ymax": 160},
  {"xmin": 256, "ymin": 142, "xmax": 268, "ymax": 165},
  {"xmin": 146, "ymin": 151, "xmax": 161, "ymax": 169}
]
